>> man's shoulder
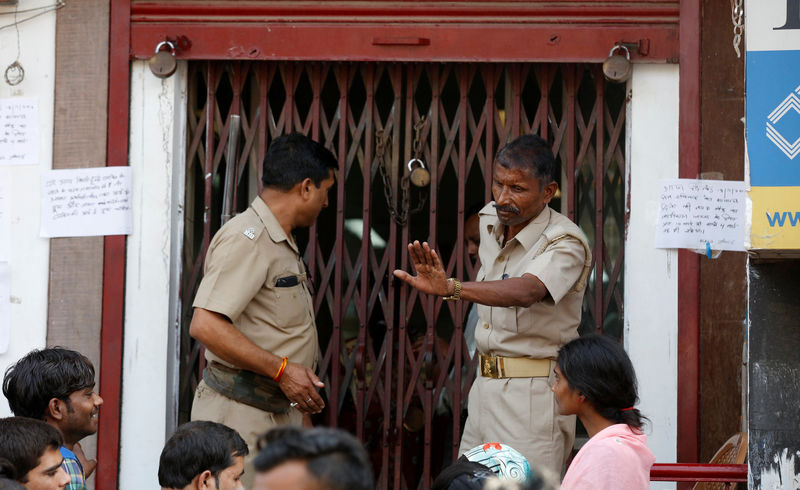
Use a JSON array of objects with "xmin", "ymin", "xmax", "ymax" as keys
[
  {"xmin": 544, "ymin": 208, "xmax": 587, "ymax": 243},
  {"xmin": 59, "ymin": 446, "xmax": 76, "ymax": 459},
  {"xmin": 212, "ymin": 208, "xmax": 267, "ymax": 245},
  {"xmin": 59, "ymin": 446, "xmax": 86, "ymax": 487}
]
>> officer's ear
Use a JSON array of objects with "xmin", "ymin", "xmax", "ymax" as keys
[
  {"xmin": 299, "ymin": 177, "xmax": 315, "ymax": 201},
  {"xmin": 542, "ymin": 181, "xmax": 558, "ymax": 203}
]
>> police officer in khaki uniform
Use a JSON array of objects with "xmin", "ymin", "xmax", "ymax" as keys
[
  {"xmin": 189, "ymin": 133, "xmax": 337, "ymax": 485},
  {"xmin": 394, "ymin": 134, "xmax": 591, "ymax": 477}
]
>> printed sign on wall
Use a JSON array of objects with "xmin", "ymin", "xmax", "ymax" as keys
[{"xmin": 746, "ymin": 0, "xmax": 800, "ymax": 250}]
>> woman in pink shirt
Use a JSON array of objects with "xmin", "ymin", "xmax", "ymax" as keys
[{"xmin": 552, "ymin": 334, "xmax": 655, "ymax": 490}]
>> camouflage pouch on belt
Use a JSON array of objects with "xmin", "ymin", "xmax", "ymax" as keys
[{"xmin": 203, "ymin": 361, "xmax": 290, "ymax": 414}]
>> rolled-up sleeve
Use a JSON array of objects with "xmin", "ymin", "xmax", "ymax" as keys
[{"xmin": 193, "ymin": 233, "xmax": 268, "ymax": 322}]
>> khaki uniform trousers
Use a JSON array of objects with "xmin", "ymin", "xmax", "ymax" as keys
[
  {"xmin": 191, "ymin": 380, "xmax": 302, "ymax": 488},
  {"xmin": 458, "ymin": 374, "xmax": 575, "ymax": 477}
]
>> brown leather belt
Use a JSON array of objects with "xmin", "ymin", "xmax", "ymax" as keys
[{"xmin": 479, "ymin": 354, "xmax": 551, "ymax": 378}]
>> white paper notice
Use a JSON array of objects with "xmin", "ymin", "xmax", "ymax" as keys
[
  {"xmin": 0, "ymin": 98, "xmax": 39, "ymax": 166},
  {"xmin": 655, "ymin": 179, "xmax": 747, "ymax": 251},
  {"xmin": 0, "ymin": 262, "xmax": 9, "ymax": 354},
  {"xmin": 40, "ymin": 167, "xmax": 133, "ymax": 238},
  {"xmin": 0, "ymin": 178, "xmax": 10, "ymax": 261}
]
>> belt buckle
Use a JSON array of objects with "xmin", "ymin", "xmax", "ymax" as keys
[{"xmin": 482, "ymin": 355, "xmax": 500, "ymax": 378}]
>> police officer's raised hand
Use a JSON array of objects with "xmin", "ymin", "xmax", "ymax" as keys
[
  {"xmin": 279, "ymin": 362, "xmax": 325, "ymax": 414},
  {"xmin": 393, "ymin": 241, "xmax": 450, "ymax": 296}
]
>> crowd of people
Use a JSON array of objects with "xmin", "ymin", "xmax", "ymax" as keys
[{"xmin": 1, "ymin": 133, "xmax": 655, "ymax": 489}]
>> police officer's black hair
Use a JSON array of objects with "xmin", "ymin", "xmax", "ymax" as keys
[
  {"xmin": 556, "ymin": 334, "xmax": 647, "ymax": 431},
  {"xmin": 158, "ymin": 421, "xmax": 248, "ymax": 488},
  {"xmin": 2, "ymin": 347, "xmax": 95, "ymax": 419},
  {"xmin": 495, "ymin": 134, "xmax": 556, "ymax": 189},
  {"xmin": 254, "ymin": 426, "xmax": 374, "ymax": 490},
  {"xmin": 0, "ymin": 417, "xmax": 63, "ymax": 484},
  {"xmin": 261, "ymin": 133, "xmax": 338, "ymax": 191}
]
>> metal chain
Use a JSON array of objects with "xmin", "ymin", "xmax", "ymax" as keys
[
  {"xmin": 374, "ymin": 129, "xmax": 402, "ymax": 224},
  {"xmin": 374, "ymin": 116, "xmax": 430, "ymax": 227},
  {"xmin": 412, "ymin": 116, "xmax": 426, "ymax": 159},
  {"xmin": 731, "ymin": 0, "xmax": 744, "ymax": 58}
]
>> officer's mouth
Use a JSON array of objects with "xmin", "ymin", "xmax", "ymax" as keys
[{"xmin": 493, "ymin": 204, "xmax": 520, "ymax": 215}]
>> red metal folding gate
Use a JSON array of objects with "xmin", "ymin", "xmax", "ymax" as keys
[{"xmin": 180, "ymin": 60, "xmax": 627, "ymax": 489}]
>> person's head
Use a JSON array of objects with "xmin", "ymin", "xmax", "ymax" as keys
[
  {"xmin": 2, "ymin": 348, "xmax": 102, "ymax": 445},
  {"xmin": 158, "ymin": 421, "xmax": 248, "ymax": 490},
  {"xmin": 260, "ymin": 133, "xmax": 337, "ymax": 227},
  {"xmin": 492, "ymin": 134, "xmax": 558, "ymax": 228},
  {"xmin": 252, "ymin": 426, "xmax": 373, "ymax": 490},
  {"xmin": 431, "ymin": 460, "xmax": 493, "ymax": 490},
  {"xmin": 0, "ymin": 417, "xmax": 70, "ymax": 489},
  {"xmin": 464, "ymin": 203, "xmax": 483, "ymax": 260},
  {"xmin": 552, "ymin": 334, "xmax": 646, "ymax": 430}
]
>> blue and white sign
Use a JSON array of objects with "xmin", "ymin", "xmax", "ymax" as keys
[
  {"xmin": 746, "ymin": 0, "xmax": 800, "ymax": 250},
  {"xmin": 746, "ymin": 50, "xmax": 800, "ymax": 186}
]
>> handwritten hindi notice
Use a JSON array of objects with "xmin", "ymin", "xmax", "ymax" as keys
[
  {"xmin": 40, "ymin": 167, "xmax": 132, "ymax": 238},
  {"xmin": 0, "ymin": 98, "xmax": 38, "ymax": 166},
  {"xmin": 655, "ymin": 179, "xmax": 747, "ymax": 252}
]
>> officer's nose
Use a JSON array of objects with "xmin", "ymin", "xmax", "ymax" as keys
[{"xmin": 495, "ymin": 186, "xmax": 511, "ymax": 205}]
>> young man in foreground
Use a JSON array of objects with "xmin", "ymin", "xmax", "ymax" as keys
[
  {"xmin": 158, "ymin": 421, "xmax": 248, "ymax": 490},
  {"xmin": 0, "ymin": 416, "xmax": 71, "ymax": 489}
]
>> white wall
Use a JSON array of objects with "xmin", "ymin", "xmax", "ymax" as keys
[
  {"xmin": 625, "ymin": 63, "xmax": 680, "ymax": 488},
  {"xmin": 0, "ymin": 1, "xmax": 56, "ymax": 416},
  {"xmin": 119, "ymin": 60, "xmax": 187, "ymax": 487}
]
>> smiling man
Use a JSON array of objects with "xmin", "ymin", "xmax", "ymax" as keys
[
  {"xmin": 394, "ymin": 134, "xmax": 592, "ymax": 476},
  {"xmin": 2, "ymin": 349, "xmax": 102, "ymax": 490},
  {"xmin": 0, "ymin": 417, "xmax": 71, "ymax": 489},
  {"xmin": 158, "ymin": 421, "xmax": 248, "ymax": 490}
]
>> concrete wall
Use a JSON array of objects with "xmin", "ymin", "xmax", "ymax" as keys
[
  {"xmin": 625, "ymin": 63, "xmax": 680, "ymax": 488},
  {"xmin": 0, "ymin": 0, "xmax": 56, "ymax": 415},
  {"xmin": 119, "ymin": 60, "xmax": 187, "ymax": 488}
]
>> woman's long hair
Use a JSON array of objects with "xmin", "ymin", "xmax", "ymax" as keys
[{"xmin": 556, "ymin": 334, "xmax": 647, "ymax": 431}]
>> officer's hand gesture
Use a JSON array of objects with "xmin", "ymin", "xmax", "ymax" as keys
[
  {"xmin": 279, "ymin": 363, "xmax": 325, "ymax": 414},
  {"xmin": 393, "ymin": 241, "xmax": 450, "ymax": 296}
]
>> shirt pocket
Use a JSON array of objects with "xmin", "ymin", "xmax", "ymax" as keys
[
  {"xmin": 490, "ymin": 304, "xmax": 519, "ymax": 333},
  {"xmin": 264, "ymin": 274, "xmax": 312, "ymax": 328}
]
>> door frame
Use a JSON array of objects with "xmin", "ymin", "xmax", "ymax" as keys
[{"xmin": 102, "ymin": 2, "xmax": 699, "ymax": 487}]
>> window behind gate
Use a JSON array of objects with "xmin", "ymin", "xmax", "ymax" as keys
[{"xmin": 180, "ymin": 61, "xmax": 626, "ymax": 489}]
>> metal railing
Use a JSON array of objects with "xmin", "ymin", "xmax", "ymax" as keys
[{"xmin": 651, "ymin": 463, "xmax": 748, "ymax": 487}]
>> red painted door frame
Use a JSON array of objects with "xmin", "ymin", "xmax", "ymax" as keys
[
  {"xmin": 98, "ymin": 0, "xmax": 130, "ymax": 488},
  {"xmin": 100, "ymin": 2, "xmax": 699, "ymax": 487},
  {"xmin": 678, "ymin": 0, "xmax": 701, "ymax": 467}
]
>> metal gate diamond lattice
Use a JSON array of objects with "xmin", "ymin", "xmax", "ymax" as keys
[{"xmin": 180, "ymin": 61, "xmax": 627, "ymax": 489}]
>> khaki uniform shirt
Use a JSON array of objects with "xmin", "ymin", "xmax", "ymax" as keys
[
  {"xmin": 193, "ymin": 197, "xmax": 318, "ymax": 370},
  {"xmin": 474, "ymin": 204, "xmax": 589, "ymax": 360}
]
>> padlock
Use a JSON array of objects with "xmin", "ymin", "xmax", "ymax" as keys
[
  {"xmin": 407, "ymin": 158, "xmax": 431, "ymax": 187},
  {"xmin": 602, "ymin": 45, "xmax": 632, "ymax": 83},
  {"xmin": 149, "ymin": 41, "xmax": 177, "ymax": 79}
]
